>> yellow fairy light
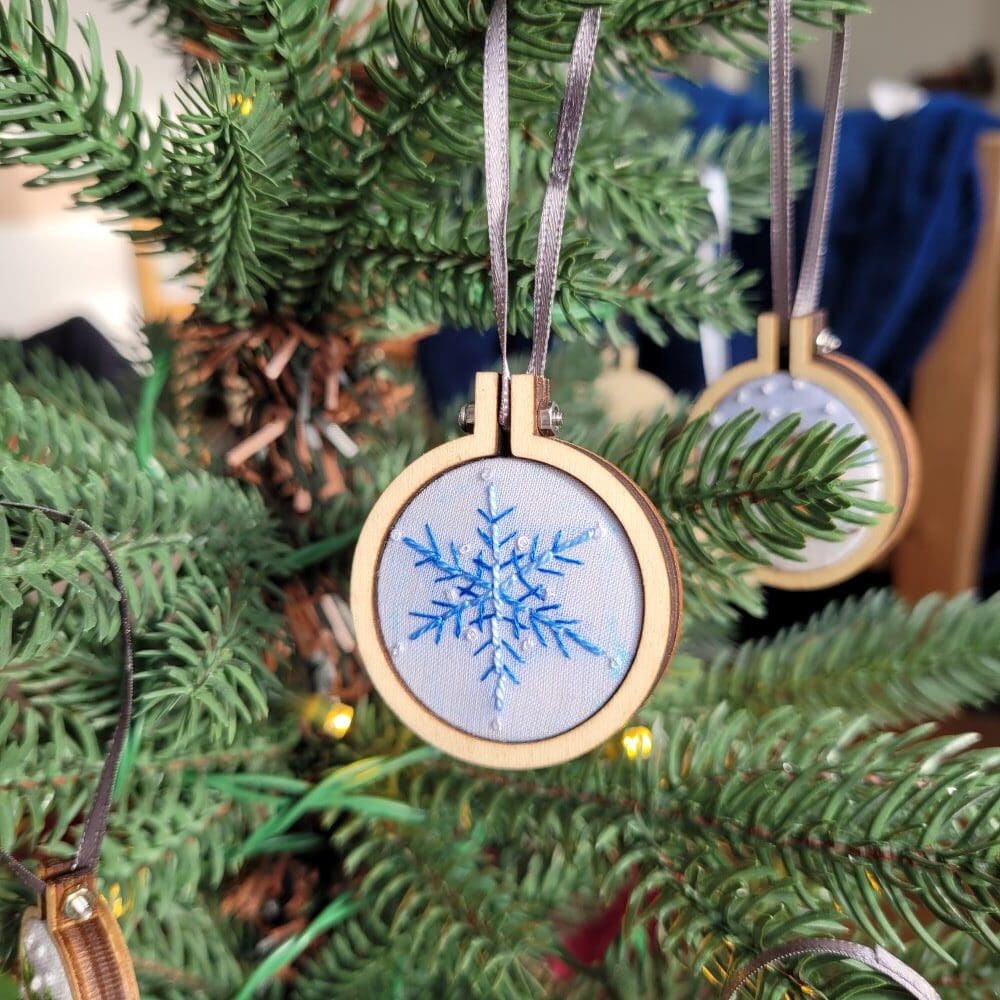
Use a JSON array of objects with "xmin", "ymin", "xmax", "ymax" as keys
[
  {"xmin": 299, "ymin": 694, "xmax": 354, "ymax": 739},
  {"xmin": 106, "ymin": 883, "xmax": 131, "ymax": 919},
  {"xmin": 322, "ymin": 702, "xmax": 354, "ymax": 739},
  {"xmin": 227, "ymin": 93, "xmax": 253, "ymax": 114},
  {"xmin": 621, "ymin": 725, "xmax": 653, "ymax": 760}
]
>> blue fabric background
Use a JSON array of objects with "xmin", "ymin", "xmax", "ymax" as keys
[{"xmin": 664, "ymin": 79, "xmax": 1000, "ymax": 392}]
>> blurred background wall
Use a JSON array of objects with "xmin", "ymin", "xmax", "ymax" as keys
[
  {"xmin": 798, "ymin": 0, "xmax": 1000, "ymax": 108},
  {"xmin": 44, "ymin": 0, "xmax": 1000, "ymax": 144},
  {"xmin": 70, "ymin": 2, "xmax": 180, "ymax": 113}
]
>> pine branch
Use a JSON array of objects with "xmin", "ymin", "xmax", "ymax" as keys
[
  {"xmin": 350, "ymin": 0, "xmax": 868, "ymax": 175},
  {"xmin": 0, "ymin": 343, "xmax": 174, "ymax": 454},
  {"xmin": 661, "ymin": 590, "xmax": 1000, "ymax": 727},
  {"xmin": 0, "ymin": 0, "xmax": 853, "ymax": 338},
  {"xmin": 388, "ymin": 706, "xmax": 1000, "ymax": 981},
  {"xmin": 100, "ymin": 749, "xmax": 281, "ymax": 900},
  {"xmin": 613, "ymin": 0, "xmax": 867, "ymax": 63},
  {"xmin": 0, "ymin": 0, "xmax": 161, "ymax": 211},
  {"xmin": 153, "ymin": 68, "xmax": 304, "ymax": 319},
  {"xmin": 893, "ymin": 927, "xmax": 1000, "ymax": 1000},
  {"xmin": 332, "ymin": 199, "xmax": 757, "ymax": 345},
  {"xmin": 134, "ymin": 577, "xmax": 280, "ymax": 749},
  {"xmin": 622, "ymin": 846, "xmax": 847, "ymax": 999},
  {"xmin": 0, "ymin": 353, "xmax": 296, "ymax": 979},
  {"xmin": 586, "ymin": 406, "xmax": 883, "ymax": 628},
  {"xmin": 298, "ymin": 695, "xmax": 1000, "ymax": 994},
  {"xmin": 0, "ymin": 418, "xmax": 284, "ymax": 646},
  {"xmin": 201, "ymin": 0, "xmax": 343, "ymax": 111},
  {"xmin": 0, "ymin": 350, "xmax": 288, "ymax": 592},
  {"xmin": 126, "ymin": 898, "xmax": 246, "ymax": 1000},
  {"xmin": 303, "ymin": 827, "xmax": 559, "ymax": 999},
  {"xmin": 701, "ymin": 927, "xmax": 1000, "ymax": 999},
  {"xmin": 625, "ymin": 411, "xmax": 883, "ymax": 558},
  {"xmin": 0, "ymin": 691, "xmax": 294, "ymax": 893}
]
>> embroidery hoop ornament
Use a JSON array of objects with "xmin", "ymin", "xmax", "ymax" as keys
[
  {"xmin": 690, "ymin": 3, "xmax": 919, "ymax": 591},
  {"xmin": 1, "ymin": 503, "xmax": 139, "ymax": 1000},
  {"xmin": 350, "ymin": 3, "xmax": 681, "ymax": 769}
]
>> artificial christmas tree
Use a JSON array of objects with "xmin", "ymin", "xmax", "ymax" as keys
[{"xmin": 1, "ymin": 2, "xmax": 999, "ymax": 998}]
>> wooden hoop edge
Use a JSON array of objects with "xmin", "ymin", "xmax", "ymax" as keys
[
  {"xmin": 690, "ymin": 314, "xmax": 915, "ymax": 590},
  {"xmin": 21, "ymin": 872, "xmax": 140, "ymax": 1000},
  {"xmin": 350, "ymin": 373, "xmax": 680, "ymax": 769}
]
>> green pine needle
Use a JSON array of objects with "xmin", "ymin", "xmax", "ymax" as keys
[{"xmin": 234, "ymin": 895, "xmax": 359, "ymax": 1000}]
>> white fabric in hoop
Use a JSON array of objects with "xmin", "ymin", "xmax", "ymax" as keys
[{"xmin": 376, "ymin": 458, "xmax": 643, "ymax": 742}]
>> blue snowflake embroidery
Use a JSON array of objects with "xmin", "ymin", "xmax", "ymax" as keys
[{"xmin": 401, "ymin": 480, "xmax": 605, "ymax": 717}]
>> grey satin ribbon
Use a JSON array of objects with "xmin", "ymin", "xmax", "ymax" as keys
[
  {"xmin": 722, "ymin": 14, "xmax": 936, "ymax": 995},
  {"xmin": 484, "ymin": 0, "xmax": 601, "ymax": 424},
  {"xmin": 0, "ymin": 503, "xmax": 134, "ymax": 897},
  {"xmin": 769, "ymin": 0, "xmax": 850, "ymax": 321},
  {"xmin": 721, "ymin": 937, "xmax": 941, "ymax": 999}
]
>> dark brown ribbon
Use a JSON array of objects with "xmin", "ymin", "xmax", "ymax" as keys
[{"xmin": 0, "ymin": 502, "xmax": 134, "ymax": 896}]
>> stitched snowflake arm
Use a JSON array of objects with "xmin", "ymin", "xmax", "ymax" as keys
[
  {"xmin": 403, "ymin": 524, "xmax": 485, "ymax": 589},
  {"xmin": 508, "ymin": 527, "xmax": 594, "ymax": 590},
  {"xmin": 473, "ymin": 632, "xmax": 523, "ymax": 713},
  {"xmin": 405, "ymin": 524, "xmax": 489, "ymax": 641},
  {"xmin": 483, "ymin": 484, "xmax": 520, "ymax": 712},
  {"xmin": 526, "ymin": 607, "xmax": 604, "ymax": 658},
  {"xmin": 409, "ymin": 599, "xmax": 481, "ymax": 643},
  {"xmin": 477, "ymin": 492, "xmax": 516, "ymax": 549}
]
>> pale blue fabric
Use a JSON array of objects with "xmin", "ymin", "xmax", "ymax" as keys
[{"xmin": 376, "ymin": 458, "xmax": 642, "ymax": 742}]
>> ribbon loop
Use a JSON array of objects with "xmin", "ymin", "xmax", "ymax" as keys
[
  {"xmin": 722, "ymin": 937, "xmax": 940, "ymax": 999},
  {"xmin": 769, "ymin": 1, "xmax": 850, "ymax": 321},
  {"xmin": 483, "ymin": 1, "xmax": 601, "ymax": 425},
  {"xmin": 0, "ymin": 502, "xmax": 134, "ymax": 897}
]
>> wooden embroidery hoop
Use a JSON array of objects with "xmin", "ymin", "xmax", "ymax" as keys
[
  {"xmin": 19, "ymin": 862, "xmax": 139, "ymax": 1000},
  {"xmin": 691, "ymin": 312, "xmax": 920, "ymax": 591},
  {"xmin": 0, "ymin": 504, "xmax": 139, "ymax": 1000},
  {"xmin": 351, "ymin": 372, "xmax": 681, "ymax": 769}
]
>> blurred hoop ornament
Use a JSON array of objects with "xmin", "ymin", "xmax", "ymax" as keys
[{"xmin": 691, "ymin": 2, "xmax": 919, "ymax": 590}]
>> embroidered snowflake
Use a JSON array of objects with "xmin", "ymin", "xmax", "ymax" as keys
[{"xmin": 401, "ymin": 480, "xmax": 605, "ymax": 720}]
